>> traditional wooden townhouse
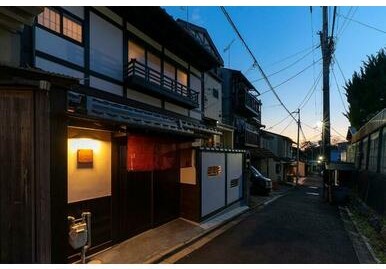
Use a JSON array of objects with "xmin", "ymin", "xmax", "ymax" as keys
[
  {"xmin": 175, "ymin": 19, "xmax": 245, "ymax": 227},
  {"xmin": 1, "ymin": 6, "xmax": 246, "ymax": 263},
  {"xmin": 221, "ymin": 68, "xmax": 262, "ymax": 153}
]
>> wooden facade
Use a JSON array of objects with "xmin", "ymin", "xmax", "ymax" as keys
[{"xmin": 0, "ymin": 6, "xmax": 248, "ymax": 264}]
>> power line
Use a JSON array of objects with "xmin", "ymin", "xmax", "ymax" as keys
[
  {"xmin": 337, "ymin": 11, "xmax": 386, "ymax": 35},
  {"xmin": 279, "ymin": 117, "xmax": 295, "ymax": 134},
  {"xmin": 331, "ymin": 68, "xmax": 348, "ymax": 113},
  {"xmin": 333, "ymin": 54, "xmax": 347, "ymax": 84},
  {"xmin": 299, "ymin": 123, "xmax": 307, "ymax": 142},
  {"xmin": 331, "ymin": 126, "xmax": 346, "ymax": 139},
  {"xmin": 336, "ymin": 6, "xmax": 353, "ymax": 38},
  {"xmin": 220, "ymin": 6, "xmax": 298, "ymax": 124},
  {"xmin": 267, "ymin": 114, "xmax": 291, "ymax": 130},
  {"xmin": 265, "ymin": 44, "xmax": 319, "ymax": 68},
  {"xmin": 297, "ymin": 70, "xmax": 322, "ymax": 109},
  {"xmin": 336, "ymin": 7, "xmax": 359, "ymax": 42},
  {"xmin": 251, "ymin": 45, "xmax": 320, "ymax": 83},
  {"xmin": 273, "ymin": 57, "xmax": 322, "ymax": 89}
]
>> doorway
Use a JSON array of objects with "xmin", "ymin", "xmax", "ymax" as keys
[{"xmin": 114, "ymin": 134, "xmax": 180, "ymax": 241}]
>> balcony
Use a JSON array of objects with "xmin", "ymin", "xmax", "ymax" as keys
[
  {"xmin": 244, "ymin": 122, "xmax": 259, "ymax": 147},
  {"xmin": 125, "ymin": 59, "xmax": 199, "ymax": 108},
  {"xmin": 236, "ymin": 89, "xmax": 261, "ymax": 118}
]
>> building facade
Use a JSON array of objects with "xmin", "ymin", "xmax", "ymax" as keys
[
  {"xmin": 0, "ymin": 6, "xmax": 246, "ymax": 263},
  {"xmin": 257, "ymin": 130, "xmax": 294, "ymax": 182},
  {"xmin": 221, "ymin": 68, "xmax": 262, "ymax": 150},
  {"xmin": 346, "ymin": 108, "xmax": 386, "ymax": 214}
]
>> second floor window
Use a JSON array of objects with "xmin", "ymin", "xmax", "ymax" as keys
[
  {"xmin": 63, "ymin": 16, "xmax": 82, "ymax": 42},
  {"xmin": 37, "ymin": 7, "xmax": 83, "ymax": 43},
  {"xmin": 37, "ymin": 7, "xmax": 60, "ymax": 33}
]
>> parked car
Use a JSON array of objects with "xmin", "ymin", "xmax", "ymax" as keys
[{"xmin": 250, "ymin": 166, "xmax": 272, "ymax": 196}]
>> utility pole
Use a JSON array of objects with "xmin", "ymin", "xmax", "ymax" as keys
[
  {"xmin": 296, "ymin": 108, "xmax": 300, "ymax": 186},
  {"xmin": 319, "ymin": 6, "xmax": 333, "ymax": 164}
]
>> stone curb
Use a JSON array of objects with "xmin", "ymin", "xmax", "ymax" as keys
[
  {"xmin": 343, "ymin": 206, "xmax": 381, "ymax": 264},
  {"xmin": 146, "ymin": 186, "xmax": 295, "ymax": 264}
]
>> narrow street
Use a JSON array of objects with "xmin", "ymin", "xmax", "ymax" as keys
[{"xmin": 177, "ymin": 177, "xmax": 359, "ymax": 264}]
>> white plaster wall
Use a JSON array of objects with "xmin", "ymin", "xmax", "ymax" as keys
[
  {"xmin": 90, "ymin": 76, "xmax": 123, "ymax": 96},
  {"xmin": 35, "ymin": 57, "xmax": 84, "ymax": 81},
  {"xmin": 201, "ymin": 152, "xmax": 226, "ymax": 217},
  {"xmin": 67, "ymin": 128, "xmax": 111, "ymax": 203},
  {"xmin": 35, "ymin": 27, "xmax": 84, "ymax": 66},
  {"xmin": 204, "ymin": 73, "xmax": 222, "ymax": 122},
  {"xmin": 165, "ymin": 102, "xmax": 189, "ymax": 116},
  {"xmin": 90, "ymin": 12, "xmax": 123, "ymax": 81},
  {"xmin": 190, "ymin": 109, "xmax": 202, "ymax": 120},
  {"xmin": 227, "ymin": 153, "xmax": 243, "ymax": 204},
  {"xmin": 127, "ymin": 88, "xmax": 162, "ymax": 108}
]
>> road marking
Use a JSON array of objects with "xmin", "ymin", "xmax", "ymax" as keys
[
  {"xmin": 306, "ymin": 192, "xmax": 320, "ymax": 196},
  {"xmin": 308, "ymin": 186, "xmax": 319, "ymax": 189}
]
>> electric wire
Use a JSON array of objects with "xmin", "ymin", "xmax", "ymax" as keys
[
  {"xmin": 265, "ymin": 44, "xmax": 319, "ymax": 68},
  {"xmin": 336, "ymin": 6, "xmax": 353, "ymax": 38},
  {"xmin": 331, "ymin": 126, "xmax": 346, "ymax": 139},
  {"xmin": 279, "ymin": 117, "xmax": 295, "ymax": 134},
  {"xmin": 332, "ymin": 68, "xmax": 348, "ymax": 113},
  {"xmin": 220, "ymin": 6, "xmax": 298, "ymax": 124},
  {"xmin": 333, "ymin": 54, "xmax": 348, "ymax": 84},
  {"xmin": 266, "ymin": 114, "xmax": 291, "ymax": 130},
  {"xmin": 272, "ymin": 57, "xmax": 322, "ymax": 89},
  {"xmin": 297, "ymin": 70, "xmax": 322, "ymax": 110},
  {"xmin": 337, "ymin": 11, "xmax": 386, "ymax": 35},
  {"xmin": 336, "ymin": 7, "xmax": 359, "ymax": 42},
  {"xmin": 251, "ymin": 45, "xmax": 320, "ymax": 83}
]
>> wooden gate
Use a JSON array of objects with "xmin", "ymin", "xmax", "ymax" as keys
[{"xmin": 0, "ymin": 89, "xmax": 50, "ymax": 263}]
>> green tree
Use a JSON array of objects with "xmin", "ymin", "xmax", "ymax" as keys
[{"xmin": 344, "ymin": 49, "xmax": 386, "ymax": 129}]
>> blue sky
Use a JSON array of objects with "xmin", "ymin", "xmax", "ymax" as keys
[{"xmin": 163, "ymin": 6, "xmax": 386, "ymax": 143}]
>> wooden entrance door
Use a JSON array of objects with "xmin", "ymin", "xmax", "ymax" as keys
[
  {"xmin": 116, "ymin": 144, "xmax": 152, "ymax": 239},
  {"xmin": 115, "ymin": 138, "xmax": 180, "ymax": 241}
]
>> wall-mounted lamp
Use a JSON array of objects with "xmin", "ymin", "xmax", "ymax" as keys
[
  {"xmin": 69, "ymin": 137, "xmax": 100, "ymax": 169},
  {"xmin": 77, "ymin": 149, "xmax": 93, "ymax": 167}
]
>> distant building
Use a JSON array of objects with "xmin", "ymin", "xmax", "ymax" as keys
[
  {"xmin": 221, "ymin": 68, "xmax": 262, "ymax": 150},
  {"xmin": 254, "ymin": 130, "xmax": 294, "ymax": 182}
]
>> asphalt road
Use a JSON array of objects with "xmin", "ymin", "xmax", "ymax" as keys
[{"xmin": 177, "ymin": 177, "xmax": 359, "ymax": 264}]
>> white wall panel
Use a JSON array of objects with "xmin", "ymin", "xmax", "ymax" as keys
[
  {"xmin": 190, "ymin": 109, "xmax": 202, "ymax": 120},
  {"xmin": 35, "ymin": 27, "xmax": 84, "ymax": 66},
  {"xmin": 127, "ymin": 88, "xmax": 162, "ymax": 108},
  {"xmin": 35, "ymin": 57, "xmax": 83, "ymax": 82},
  {"xmin": 204, "ymin": 73, "xmax": 222, "ymax": 122},
  {"xmin": 90, "ymin": 76, "xmax": 123, "ymax": 96},
  {"xmin": 68, "ymin": 128, "xmax": 111, "ymax": 203},
  {"xmin": 62, "ymin": 6, "xmax": 84, "ymax": 19},
  {"xmin": 226, "ymin": 153, "xmax": 243, "ymax": 204},
  {"xmin": 165, "ymin": 102, "xmax": 189, "ymax": 116},
  {"xmin": 201, "ymin": 152, "xmax": 226, "ymax": 217},
  {"xmin": 90, "ymin": 12, "xmax": 123, "ymax": 81}
]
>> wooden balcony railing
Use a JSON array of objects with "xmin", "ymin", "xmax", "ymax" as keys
[
  {"xmin": 244, "ymin": 91, "xmax": 261, "ymax": 117},
  {"xmin": 126, "ymin": 59, "xmax": 199, "ymax": 108}
]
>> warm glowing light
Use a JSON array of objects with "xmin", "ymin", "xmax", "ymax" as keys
[
  {"xmin": 69, "ymin": 138, "xmax": 100, "ymax": 153},
  {"xmin": 318, "ymin": 155, "xmax": 324, "ymax": 161}
]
